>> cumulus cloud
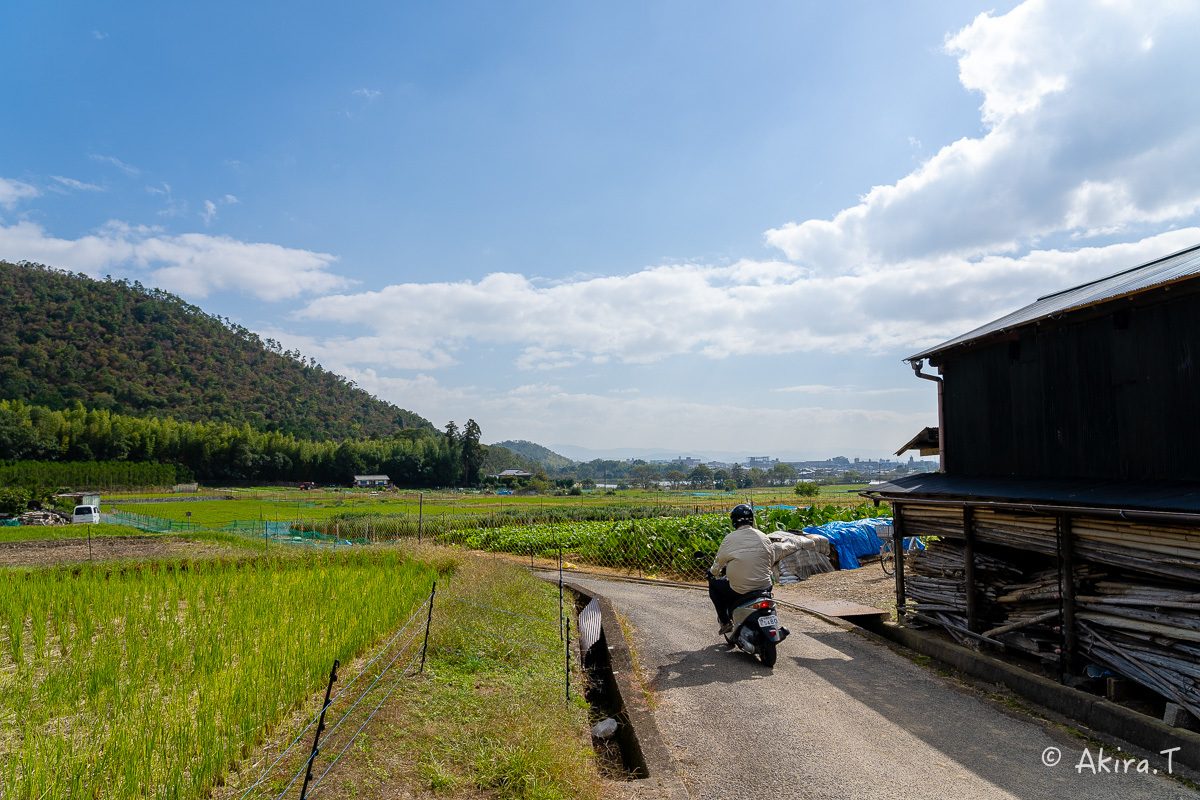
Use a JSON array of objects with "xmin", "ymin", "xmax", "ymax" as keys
[
  {"xmin": 765, "ymin": 0, "xmax": 1200, "ymax": 271},
  {"xmin": 0, "ymin": 219, "xmax": 347, "ymax": 301},
  {"xmin": 297, "ymin": 228, "xmax": 1200, "ymax": 365},
  {"xmin": 0, "ymin": 177, "xmax": 39, "ymax": 207},
  {"xmin": 291, "ymin": 0, "xmax": 1200, "ymax": 372}
]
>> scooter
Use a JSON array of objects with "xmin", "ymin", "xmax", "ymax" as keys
[{"xmin": 724, "ymin": 593, "xmax": 789, "ymax": 668}]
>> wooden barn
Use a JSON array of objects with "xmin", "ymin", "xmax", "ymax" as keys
[{"xmin": 866, "ymin": 242, "xmax": 1200, "ymax": 722}]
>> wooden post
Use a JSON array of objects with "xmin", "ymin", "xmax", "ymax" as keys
[
  {"xmin": 963, "ymin": 506, "xmax": 978, "ymax": 634},
  {"xmin": 893, "ymin": 503, "xmax": 907, "ymax": 617},
  {"xmin": 1058, "ymin": 513, "xmax": 1078, "ymax": 679}
]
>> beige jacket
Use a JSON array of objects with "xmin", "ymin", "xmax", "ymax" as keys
[{"xmin": 710, "ymin": 525, "xmax": 802, "ymax": 594}]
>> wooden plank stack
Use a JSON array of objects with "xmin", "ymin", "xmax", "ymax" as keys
[{"xmin": 905, "ymin": 539, "xmax": 1022, "ymax": 646}]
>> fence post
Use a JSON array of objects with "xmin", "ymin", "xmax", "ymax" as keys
[
  {"xmin": 419, "ymin": 582, "xmax": 437, "ymax": 674},
  {"xmin": 565, "ymin": 614, "xmax": 571, "ymax": 703},
  {"xmin": 558, "ymin": 546, "xmax": 564, "ymax": 642},
  {"xmin": 299, "ymin": 658, "xmax": 339, "ymax": 800}
]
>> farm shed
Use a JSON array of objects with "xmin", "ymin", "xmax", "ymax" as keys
[
  {"xmin": 352, "ymin": 474, "xmax": 392, "ymax": 488},
  {"xmin": 868, "ymin": 242, "xmax": 1200, "ymax": 721}
]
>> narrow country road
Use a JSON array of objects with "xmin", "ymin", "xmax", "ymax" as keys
[{"xmin": 567, "ymin": 576, "xmax": 1200, "ymax": 800}]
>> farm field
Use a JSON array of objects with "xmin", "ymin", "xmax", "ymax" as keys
[
  {"xmin": 0, "ymin": 549, "xmax": 441, "ymax": 799},
  {"xmin": 111, "ymin": 485, "xmax": 874, "ymax": 529}
]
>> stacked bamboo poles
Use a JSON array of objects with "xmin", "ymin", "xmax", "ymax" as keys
[
  {"xmin": 1073, "ymin": 519, "xmax": 1200, "ymax": 583},
  {"xmin": 905, "ymin": 540, "xmax": 1023, "ymax": 646},
  {"xmin": 901, "ymin": 504, "xmax": 1200, "ymax": 717},
  {"xmin": 1077, "ymin": 580, "xmax": 1200, "ymax": 718},
  {"xmin": 899, "ymin": 505, "xmax": 965, "ymax": 539}
]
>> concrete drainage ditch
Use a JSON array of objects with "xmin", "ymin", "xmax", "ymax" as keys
[{"xmin": 560, "ymin": 580, "xmax": 690, "ymax": 799}]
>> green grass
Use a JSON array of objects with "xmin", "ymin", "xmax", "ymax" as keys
[
  {"xmin": 368, "ymin": 550, "xmax": 598, "ymax": 800},
  {"xmin": 0, "ymin": 549, "xmax": 441, "ymax": 799},
  {"xmin": 0, "ymin": 522, "xmax": 145, "ymax": 543}
]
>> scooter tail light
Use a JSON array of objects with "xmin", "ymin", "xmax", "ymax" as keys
[{"xmin": 753, "ymin": 601, "xmax": 773, "ymax": 609}]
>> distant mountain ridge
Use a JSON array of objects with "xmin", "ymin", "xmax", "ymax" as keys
[
  {"xmin": 491, "ymin": 439, "xmax": 576, "ymax": 471},
  {"xmin": 0, "ymin": 261, "xmax": 433, "ymax": 440}
]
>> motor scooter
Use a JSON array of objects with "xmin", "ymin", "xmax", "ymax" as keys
[{"xmin": 723, "ymin": 592, "xmax": 789, "ymax": 667}]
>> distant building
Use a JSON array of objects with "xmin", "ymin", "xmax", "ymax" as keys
[
  {"xmin": 352, "ymin": 474, "xmax": 392, "ymax": 488},
  {"xmin": 746, "ymin": 456, "xmax": 777, "ymax": 469},
  {"xmin": 495, "ymin": 469, "xmax": 533, "ymax": 479}
]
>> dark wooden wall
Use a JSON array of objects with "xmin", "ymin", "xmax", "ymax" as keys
[{"xmin": 941, "ymin": 289, "xmax": 1200, "ymax": 479}]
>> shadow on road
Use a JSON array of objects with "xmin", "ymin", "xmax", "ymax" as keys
[{"xmin": 649, "ymin": 642, "xmax": 775, "ymax": 692}]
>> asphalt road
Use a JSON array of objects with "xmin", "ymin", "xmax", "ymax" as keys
[{"xmin": 568, "ymin": 576, "xmax": 1200, "ymax": 800}]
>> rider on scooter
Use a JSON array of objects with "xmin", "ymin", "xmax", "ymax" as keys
[{"xmin": 708, "ymin": 503, "xmax": 802, "ymax": 635}]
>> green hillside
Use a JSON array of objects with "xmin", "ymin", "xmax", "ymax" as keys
[
  {"xmin": 492, "ymin": 439, "xmax": 576, "ymax": 471},
  {"xmin": 0, "ymin": 261, "xmax": 432, "ymax": 440}
]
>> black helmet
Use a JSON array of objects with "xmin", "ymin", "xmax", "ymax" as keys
[{"xmin": 730, "ymin": 504, "xmax": 755, "ymax": 528}]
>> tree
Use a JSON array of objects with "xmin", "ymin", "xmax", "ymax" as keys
[
  {"xmin": 461, "ymin": 419, "xmax": 483, "ymax": 485},
  {"xmin": 664, "ymin": 469, "xmax": 687, "ymax": 488},
  {"xmin": 771, "ymin": 463, "xmax": 797, "ymax": 486},
  {"xmin": 712, "ymin": 469, "xmax": 729, "ymax": 485},
  {"xmin": 794, "ymin": 481, "xmax": 819, "ymax": 498},
  {"xmin": 630, "ymin": 464, "xmax": 660, "ymax": 490},
  {"xmin": 722, "ymin": 479, "xmax": 737, "ymax": 491},
  {"xmin": 580, "ymin": 478, "xmax": 596, "ymax": 490},
  {"xmin": 688, "ymin": 464, "xmax": 713, "ymax": 488}
]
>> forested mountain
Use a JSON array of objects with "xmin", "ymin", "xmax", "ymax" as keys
[
  {"xmin": 0, "ymin": 261, "xmax": 431, "ymax": 439},
  {"xmin": 491, "ymin": 440, "xmax": 576, "ymax": 471}
]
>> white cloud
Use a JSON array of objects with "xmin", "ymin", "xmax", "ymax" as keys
[
  {"xmin": 292, "ymin": 0, "xmax": 1200, "ymax": 372},
  {"xmin": 0, "ymin": 219, "xmax": 347, "ymax": 301},
  {"xmin": 296, "ymin": 228, "xmax": 1200, "ymax": 366},
  {"xmin": 352, "ymin": 88, "xmax": 381, "ymax": 100},
  {"xmin": 89, "ymin": 154, "xmax": 139, "ymax": 176},
  {"xmin": 92, "ymin": 31, "xmax": 108, "ymax": 40},
  {"xmin": 765, "ymin": 0, "xmax": 1200, "ymax": 272},
  {"xmin": 50, "ymin": 176, "xmax": 104, "ymax": 193},
  {"xmin": 200, "ymin": 200, "xmax": 218, "ymax": 225},
  {"xmin": 0, "ymin": 177, "xmax": 39, "ymax": 207}
]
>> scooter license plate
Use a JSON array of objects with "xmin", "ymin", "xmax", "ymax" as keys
[{"xmin": 757, "ymin": 615, "xmax": 779, "ymax": 627}]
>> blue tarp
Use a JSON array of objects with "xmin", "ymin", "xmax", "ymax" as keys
[{"xmin": 802, "ymin": 518, "xmax": 922, "ymax": 570}]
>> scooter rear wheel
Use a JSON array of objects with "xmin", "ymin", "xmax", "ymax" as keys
[{"xmin": 759, "ymin": 637, "xmax": 777, "ymax": 668}]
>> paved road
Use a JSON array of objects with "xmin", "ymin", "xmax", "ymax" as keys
[{"xmin": 569, "ymin": 576, "xmax": 1200, "ymax": 800}]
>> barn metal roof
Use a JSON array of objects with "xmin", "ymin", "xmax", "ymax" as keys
[
  {"xmin": 863, "ymin": 473, "xmax": 1200, "ymax": 514},
  {"xmin": 908, "ymin": 241, "xmax": 1200, "ymax": 362}
]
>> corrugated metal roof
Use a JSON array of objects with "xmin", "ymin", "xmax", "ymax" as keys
[
  {"xmin": 909, "ymin": 242, "xmax": 1200, "ymax": 362},
  {"xmin": 864, "ymin": 473, "xmax": 1200, "ymax": 514}
]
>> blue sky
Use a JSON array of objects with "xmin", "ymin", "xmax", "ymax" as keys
[{"xmin": 4, "ymin": 0, "xmax": 1200, "ymax": 460}]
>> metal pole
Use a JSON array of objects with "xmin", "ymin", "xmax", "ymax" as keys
[
  {"xmin": 419, "ymin": 582, "xmax": 437, "ymax": 674},
  {"xmin": 418, "ymin": 493, "xmax": 423, "ymax": 543},
  {"xmin": 558, "ymin": 546, "xmax": 564, "ymax": 642},
  {"xmin": 299, "ymin": 658, "xmax": 339, "ymax": 800},
  {"xmin": 88, "ymin": 524, "xmax": 92, "ymax": 562},
  {"xmin": 565, "ymin": 613, "xmax": 571, "ymax": 703}
]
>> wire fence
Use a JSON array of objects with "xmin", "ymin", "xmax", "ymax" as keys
[{"xmin": 233, "ymin": 580, "xmax": 572, "ymax": 799}]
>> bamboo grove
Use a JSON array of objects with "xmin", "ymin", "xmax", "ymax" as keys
[{"xmin": 0, "ymin": 400, "xmax": 489, "ymax": 486}]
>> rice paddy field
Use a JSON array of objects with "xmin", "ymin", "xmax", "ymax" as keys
[{"xmin": 0, "ymin": 550, "xmax": 440, "ymax": 799}]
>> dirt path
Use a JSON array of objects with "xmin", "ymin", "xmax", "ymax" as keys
[
  {"xmin": 572, "ymin": 576, "xmax": 1198, "ymax": 800},
  {"xmin": 0, "ymin": 535, "xmax": 244, "ymax": 567}
]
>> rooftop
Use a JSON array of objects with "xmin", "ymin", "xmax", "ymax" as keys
[{"xmin": 909, "ymin": 242, "xmax": 1200, "ymax": 363}]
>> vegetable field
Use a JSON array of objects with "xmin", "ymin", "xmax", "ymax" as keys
[{"xmin": 0, "ymin": 551, "xmax": 438, "ymax": 799}]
